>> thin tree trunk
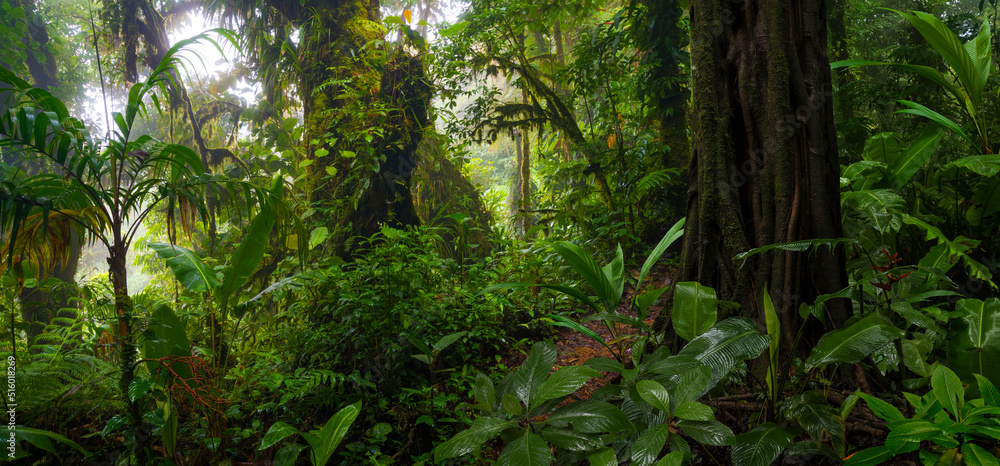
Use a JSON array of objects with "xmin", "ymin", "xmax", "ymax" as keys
[{"xmin": 519, "ymin": 92, "xmax": 532, "ymax": 235}]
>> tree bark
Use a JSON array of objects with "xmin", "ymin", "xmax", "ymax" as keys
[
  {"xmin": 299, "ymin": 0, "xmax": 429, "ymax": 258},
  {"xmin": 661, "ymin": 0, "xmax": 849, "ymax": 339}
]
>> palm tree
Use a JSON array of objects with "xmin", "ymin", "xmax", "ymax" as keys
[{"xmin": 0, "ymin": 33, "xmax": 292, "ymax": 461}]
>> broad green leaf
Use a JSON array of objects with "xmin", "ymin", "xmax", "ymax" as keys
[
  {"xmin": 142, "ymin": 304, "xmax": 192, "ymax": 384},
  {"xmin": 434, "ymin": 417, "xmax": 518, "ymax": 462},
  {"xmin": 763, "ymin": 284, "xmax": 780, "ymax": 400},
  {"xmin": 886, "ymin": 125, "xmax": 942, "ymax": 188},
  {"xmin": 502, "ymin": 341, "xmax": 557, "ymax": 405},
  {"xmin": 884, "ymin": 419, "xmax": 955, "ymax": 454},
  {"xmin": 308, "ymin": 226, "xmax": 329, "ymax": 250},
  {"xmin": 601, "ymin": 244, "xmax": 626, "ymax": 310},
  {"xmin": 544, "ymin": 400, "xmax": 632, "ymax": 433},
  {"xmin": 903, "ymin": 215, "xmax": 993, "ymax": 282},
  {"xmin": 635, "ymin": 286, "xmax": 669, "ymax": 320},
  {"xmin": 669, "ymin": 435, "xmax": 691, "ymax": 463},
  {"xmin": 149, "ymin": 242, "xmax": 221, "ymax": 292},
  {"xmin": 654, "ymin": 452, "xmax": 685, "ymax": 466},
  {"xmin": 673, "ymin": 401, "xmax": 714, "ymax": 421},
  {"xmin": 539, "ymin": 427, "xmax": 600, "ymax": 451},
  {"xmin": 857, "ymin": 394, "xmax": 904, "ymax": 422},
  {"xmin": 676, "ymin": 420, "xmax": 734, "ymax": 446},
  {"xmin": 962, "ymin": 443, "xmax": 1000, "ymax": 466},
  {"xmin": 588, "ymin": 447, "xmax": 617, "ymax": 466},
  {"xmin": 947, "ymin": 298, "xmax": 1000, "ymax": 389},
  {"xmin": 901, "ymin": 339, "xmax": 931, "ymax": 377},
  {"xmin": 305, "ymin": 401, "xmax": 361, "ymax": 466},
  {"xmin": 843, "ymin": 161, "xmax": 889, "ymax": 192},
  {"xmin": 433, "ymin": 331, "xmax": 468, "ymax": 351},
  {"xmin": 583, "ymin": 357, "xmax": 624, "ymax": 374},
  {"xmin": 218, "ymin": 204, "xmax": 276, "ymax": 313},
  {"xmin": 671, "ymin": 364, "xmax": 712, "ymax": 406},
  {"xmin": 860, "ymin": 132, "xmax": 901, "ymax": 164},
  {"xmin": 551, "ymin": 241, "xmax": 620, "ymax": 313},
  {"xmin": 473, "ymin": 372, "xmax": 495, "ymax": 412},
  {"xmin": 677, "ymin": 318, "xmax": 769, "ymax": 389},
  {"xmin": 533, "ymin": 365, "xmax": 599, "ymax": 405},
  {"xmin": 895, "ymin": 101, "xmax": 970, "ymax": 144},
  {"xmin": 730, "ymin": 422, "xmax": 798, "ymax": 466},
  {"xmin": 672, "ymin": 282, "xmax": 717, "ymax": 341},
  {"xmin": 260, "ymin": 422, "xmax": 299, "ymax": 450},
  {"xmin": 637, "ymin": 380, "xmax": 671, "ymax": 413},
  {"xmin": 894, "ymin": 10, "xmax": 985, "ymax": 105},
  {"xmin": 942, "ymin": 155, "xmax": 1000, "ymax": 177},
  {"xmin": 779, "ymin": 392, "xmax": 844, "ymax": 455},
  {"xmin": 546, "ymin": 314, "xmax": 613, "ymax": 356},
  {"xmin": 14, "ymin": 426, "xmax": 91, "ymax": 458},
  {"xmin": 975, "ymin": 374, "xmax": 1000, "ymax": 407},
  {"xmin": 503, "ymin": 392, "xmax": 523, "ymax": 417},
  {"xmin": 734, "ymin": 238, "xmax": 858, "ymax": 268},
  {"xmin": 805, "ymin": 314, "xmax": 903, "ymax": 371},
  {"xmin": 636, "ymin": 218, "xmax": 684, "ymax": 289},
  {"xmin": 273, "ymin": 443, "xmax": 307, "ymax": 466},
  {"xmin": 844, "ymin": 445, "xmax": 893, "ymax": 466},
  {"xmin": 931, "ymin": 366, "xmax": 965, "ymax": 420},
  {"xmin": 439, "ymin": 21, "xmax": 469, "ymax": 37},
  {"xmin": 631, "ymin": 423, "xmax": 672, "ymax": 466},
  {"xmin": 162, "ymin": 401, "xmax": 178, "ymax": 457},
  {"xmin": 497, "ymin": 431, "xmax": 552, "ymax": 466}
]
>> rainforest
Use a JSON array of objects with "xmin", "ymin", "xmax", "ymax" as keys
[{"xmin": 2, "ymin": 0, "xmax": 1000, "ymax": 464}]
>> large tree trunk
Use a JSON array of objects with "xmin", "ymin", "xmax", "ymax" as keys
[
  {"xmin": 662, "ymin": 0, "xmax": 849, "ymax": 340},
  {"xmin": 299, "ymin": 0, "xmax": 429, "ymax": 258}
]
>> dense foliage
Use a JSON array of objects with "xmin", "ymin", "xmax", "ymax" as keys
[{"xmin": 1, "ymin": 0, "xmax": 1000, "ymax": 465}]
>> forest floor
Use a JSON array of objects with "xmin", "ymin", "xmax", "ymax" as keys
[
  {"xmin": 497, "ymin": 263, "xmax": 676, "ymax": 399},
  {"xmin": 491, "ymin": 264, "xmax": 891, "ymax": 465}
]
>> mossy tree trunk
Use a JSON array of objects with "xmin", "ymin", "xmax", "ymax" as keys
[
  {"xmin": 665, "ymin": 0, "xmax": 849, "ymax": 340},
  {"xmin": 298, "ymin": 0, "xmax": 429, "ymax": 257}
]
